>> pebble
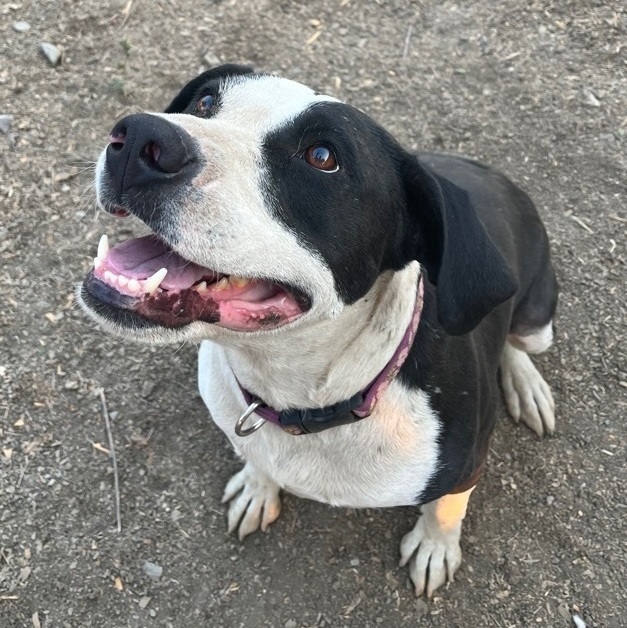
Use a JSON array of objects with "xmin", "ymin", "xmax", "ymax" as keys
[
  {"xmin": 203, "ymin": 51, "xmax": 221, "ymax": 67},
  {"xmin": 40, "ymin": 42, "xmax": 62, "ymax": 66},
  {"xmin": 141, "ymin": 380, "xmax": 155, "ymax": 398},
  {"xmin": 13, "ymin": 21, "xmax": 31, "ymax": 32},
  {"xmin": 0, "ymin": 115, "xmax": 13, "ymax": 134},
  {"xmin": 583, "ymin": 90, "xmax": 600, "ymax": 108},
  {"xmin": 142, "ymin": 561, "xmax": 163, "ymax": 580},
  {"xmin": 284, "ymin": 621, "xmax": 297, "ymax": 628}
]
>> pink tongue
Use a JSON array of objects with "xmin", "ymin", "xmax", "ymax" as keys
[{"xmin": 107, "ymin": 236, "xmax": 213, "ymax": 290}]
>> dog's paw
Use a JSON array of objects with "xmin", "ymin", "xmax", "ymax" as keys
[
  {"xmin": 221, "ymin": 463, "xmax": 281, "ymax": 541},
  {"xmin": 500, "ymin": 343, "xmax": 555, "ymax": 437},
  {"xmin": 399, "ymin": 514, "xmax": 463, "ymax": 597}
]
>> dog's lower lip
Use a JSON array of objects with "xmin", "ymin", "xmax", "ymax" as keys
[{"xmin": 84, "ymin": 234, "xmax": 311, "ymax": 331}]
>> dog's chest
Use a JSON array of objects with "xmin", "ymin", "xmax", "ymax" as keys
[{"xmin": 198, "ymin": 341, "xmax": 441, "ymax": 508}]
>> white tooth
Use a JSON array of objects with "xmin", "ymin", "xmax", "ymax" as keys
[
  {"xmin": 118, "ymin": 275, "xmax": 128, "ymax": 288},
  {"xmin": 128, "ymin": 278, "xmax": 141, "ymax": 293},
  {"xmin": 103, "ymin": 270, "xmax": 115, "ymax": 284},
  {"xmin": 93, "ymin": 257, "xmax": 102, "ymax": 270},
  {"xmin": 230, "ymin": 276, "xmax": 250, "ymax": 288},
  {"xmin": 97, "ymin": 234, "xmax": 109, "ymax": 260},
  {"xmin": 144, "ymin": 267, "xmax": 168, "ymax": 295},
  {"xmin": 196, "ymin": 281, "xmax": 208, "ymax": 292},
  {"xmin": 215, "ymin": 277, "xmax": 229, "ymax": 290}
]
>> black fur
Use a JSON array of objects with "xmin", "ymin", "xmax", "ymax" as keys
[{"xmin": 98, "ymin": 68, "xmax": 558, "ymax": 505}]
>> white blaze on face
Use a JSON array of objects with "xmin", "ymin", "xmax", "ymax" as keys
[{"xmin": 148, "ymin": 75, "xmax": 344, "ymax": 320}]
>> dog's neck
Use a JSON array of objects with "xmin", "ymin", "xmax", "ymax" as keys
[{"xmin": 221, "ymin": 262, "xmax": 421, "ymax": 410}]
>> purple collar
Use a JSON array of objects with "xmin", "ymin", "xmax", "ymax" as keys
[{"xmin": 235, "ymin": 277, "xmax": 424, "ymax": 437}]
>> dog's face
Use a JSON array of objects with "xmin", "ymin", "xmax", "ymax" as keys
[{"xmin": 80, "ymin": 65, "xmax": 516, "ymax": 341}]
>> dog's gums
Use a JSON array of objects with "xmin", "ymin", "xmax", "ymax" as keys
[{"xmin": 83, "ymin": 234, "xmax": 309, "ymax": 330}]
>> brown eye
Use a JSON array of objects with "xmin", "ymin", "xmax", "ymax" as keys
[
  {"xmin": 195, "ymin": 94, "xmax": 216, "ymax": 116},
  {"xmin": 303, "ymin": 144, "xmax": 339, "ymax": 172}
]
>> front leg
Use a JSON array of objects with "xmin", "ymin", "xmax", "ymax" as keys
[
  {"xmin": 399, "ymin": 487, "xmax": 474, "ymax": 597},
  {"xmin": 222, "ymin": 462, "xmax": 282, "ymax": 541}
]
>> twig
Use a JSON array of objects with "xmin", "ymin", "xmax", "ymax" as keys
[
  {"xmin": 402, "ymin": 25, "xmax": 413, "ymax": 62},
  {"xmin": 16, "ymin": 457, "xmax": 30, "ymax": 488},
  {"xmin": 98, "ymin": 388, "xmax": 122, "ymax": 533},
  {"xmin": 570, "ymin": 215, "xmax": 594, "ymax": 234},
  {"xmin": 121, "ymin": 0, "xmax": 134, "ymax": 26}
]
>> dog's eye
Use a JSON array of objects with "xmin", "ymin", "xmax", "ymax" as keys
[
  {"xmin": 303, "ymin": 144, "xmax": 339, "ymax": 172},
  {"xmin": 195, "ymin": 94, "xmax": 216, "ymax": 116}
]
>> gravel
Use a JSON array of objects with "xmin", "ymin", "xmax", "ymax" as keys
[{"xmin": 0, "ymin": 0, "xmax": 625, "ymax": 627}]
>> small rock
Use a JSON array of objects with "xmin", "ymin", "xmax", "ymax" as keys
[
  {"xmin": 142, "ymin": 561, "xmax": 163, "ymax": 580},
  {"xmin": 141, "ymin": 381, "xmax": 155, "ymax": 398},
  {"xmin": 572, "ymin": 615, "xmax": 587, "ymax": 628},
  {"xmin": 350, "ymin": 558, "xmax": 360, "ymax": 567},
  {"xmin": 138, "ymin": 595, "xmax": 151, "ymax": 609},
  {"xmin": 40, "ymin": 42, "xmax": 62, "ymax": 66},
  {"xmin": 583, "ymin": 90, "xmax": 600, "ymax": 108},
  {"xmin": 203, "ymin": 50, "xmax": 221, "ymax": 67},
  {"xmin": 414, "ymin": 598, "xmax": 429, "ymax": 618},
  {"xmin": 13, "ymin": 21, "xmax": 31, "ymax": 32},
  {"xmin": 546, "ymin": 495, "xmax": 555, "ymax": 505},
  {"xmin": 0, "ymin": 115, "xmax": 13, "ymax": 134},
  {"xmin": 284, "ymin": 621, "xmax": 297, "ymax": 628}
]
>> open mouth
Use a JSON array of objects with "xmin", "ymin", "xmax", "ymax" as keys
[{"xmin": 82, "ymin": 234, "xmax": 310, "ymax": 331}]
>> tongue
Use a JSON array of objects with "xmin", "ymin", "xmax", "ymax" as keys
[{"xmin": 107, "ymin": 236, "xmax": 214, "ymax": 290}]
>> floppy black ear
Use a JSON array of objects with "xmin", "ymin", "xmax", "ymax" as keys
[
  {"xmin": 403, "ymin": 157, "xmax": 518, "ymax": 335},
  {"xmin": 164, "ymin": 64, "xmax": 255, "ymax": 113}
]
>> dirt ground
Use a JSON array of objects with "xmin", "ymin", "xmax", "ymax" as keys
[{"xmin": 1, "ymin": 0, "xmax": 626, "ymax": 626}]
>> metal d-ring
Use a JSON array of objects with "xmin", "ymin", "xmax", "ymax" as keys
[{"xmin": 235, "ymin": 401, "xmax": 266, "ymax": 437}]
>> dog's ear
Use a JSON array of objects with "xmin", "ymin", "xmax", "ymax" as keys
[
  {"xmin": 164, "ymin": 64, "xmax": 255, "ymax": 113},
  {"xmin": 403, "ymin": 156, "xmax": 518, "ymax": 335}
]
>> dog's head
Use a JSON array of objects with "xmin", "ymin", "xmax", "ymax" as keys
[{"xmin": 79, "ymin": 64, "xmax": 516, "ymax": 342}]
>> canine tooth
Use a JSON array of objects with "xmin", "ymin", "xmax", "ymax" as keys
[
  {"xmin": 230, "ymin": 276, "xmax": 250, "ymax": 288},
  {"xmin": 196, "ymin": 281, "xmax": 208, "ymax": 292},
  {"xmin": 93, "ymin": 257, "xmax": 102, "ymax": 270},
  {"xmin": 127, "ymin": 278, "xmax": 141, "ymax": 293},
  {"xmin": 144, "ymin": 267, "xmax": 168, "ymax": 295},
  {"xmin": 97, "ymin": 234, "xmax": 109, "ymax": 260},
  {"xmin": 214, "ymin": 277, "xmax": 229, "ymax": 290}
]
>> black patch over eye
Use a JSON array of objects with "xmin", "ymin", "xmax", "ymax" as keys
[
  {"xmin": 195, "ymin": 93, "xmax": 216, "ymax": 117},
  {"xmin": 303, "ymin": 144, "xmax": 339, "ymax": 172}
]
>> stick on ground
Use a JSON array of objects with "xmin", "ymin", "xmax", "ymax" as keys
[{"xmin": 98, "ymin": 388, "xmax": 122, "ymax": 533}]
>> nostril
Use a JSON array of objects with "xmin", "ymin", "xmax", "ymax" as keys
[
  {"xmin": 143, "ymin": 141, "xmax": 162, "ymax": 169},
  {"xmin": 108, "ymin": 129, "xmax": 126, "ymax": 151}
]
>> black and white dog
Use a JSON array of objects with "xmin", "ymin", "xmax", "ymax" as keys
[{"xmin": 79, "ymin": 65, "xmax": 558, "ymax": 597}]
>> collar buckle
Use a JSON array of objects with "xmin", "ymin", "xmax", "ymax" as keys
[{"xmin": 278, "ymin": 391, "xmax": 366, "ymax": 434}]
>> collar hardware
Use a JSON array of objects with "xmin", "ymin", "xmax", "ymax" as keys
[{"xmin": 234, "ymin": 401, "xmax": 266, "ymax": 437}]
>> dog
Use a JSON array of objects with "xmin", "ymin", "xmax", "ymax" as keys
[{"xmin": 79, "ymin": 64, "xmax": 558, "ymax": 597}]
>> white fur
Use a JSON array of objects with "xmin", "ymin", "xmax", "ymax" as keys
[
  {"xmin": 500, "ymin": 341, "xmax": 555, "ymax": 436},
  {"xmin": 509, "ymin": 320, "xmax": 553, "ymax": 354},
  {"xmin": 399, "ymin": 487, "xmax": 474, "ymax": 597},
  {"xmin": 89, "ymin": 76, "xmax": 346, "ymax": 345},
  {"xmin": 199, "ymin": 263, "xmax": 442, "ymax": 510},
  {"xmin": 221, "ymin": 462, "xmax": 281, "ymax": 541}
]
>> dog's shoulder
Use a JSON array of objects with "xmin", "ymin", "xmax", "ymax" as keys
[{"xmin": 398, "ymin": 278, "xmax": 510, "ymax": 503}]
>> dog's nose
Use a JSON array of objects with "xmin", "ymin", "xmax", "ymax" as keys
[{"xmin": 105, "ymin": 113, "xmax": 199, "ymax": 198}]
